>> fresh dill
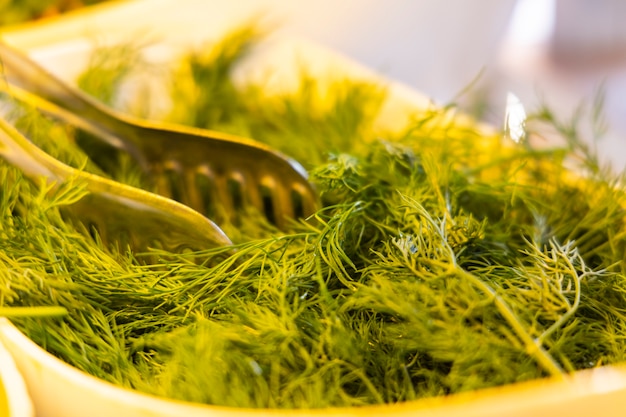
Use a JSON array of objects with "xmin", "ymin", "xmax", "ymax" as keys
[{"xmin": 1, "ymin": 24, "xmax": 626, "ymax": 409}]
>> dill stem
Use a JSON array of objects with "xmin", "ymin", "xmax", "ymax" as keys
[
  {"xmin": 0, "ymin": 306, "xmax": 68, "ymax": 317},
  {"xmin": 455, "ymin": 267, "xmax": 565, "ymax": 378},
  {"xmin": 537, "ymin": 254, "xmax": 583, "ymax": 345}
]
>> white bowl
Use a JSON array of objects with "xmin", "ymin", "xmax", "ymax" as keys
[
  {"xmin": 0, "ymin": 322, "xmax": 33, "ymax": 417},
  {"xmin": 2, "ymin": 1, "xmax": 626, "ymax": 417}
]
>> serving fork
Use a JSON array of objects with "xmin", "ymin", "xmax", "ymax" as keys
[
  {"xmin": 0, "ymin": 114, "xmax": 232, "ymax": 254},
  {"xmin": 0, "ymin": 41, "xmax": 318, "ymax": 230}
]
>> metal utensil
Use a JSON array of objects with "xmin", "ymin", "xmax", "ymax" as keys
[
  {"xmin": 0, "ymin": 41, "xmax": 318, "ymax": 229},
  {"xmin": 0, "ymin": 114, "xmax": 232, "ymax": 253}
]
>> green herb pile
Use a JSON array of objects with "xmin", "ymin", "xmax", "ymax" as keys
[{"xmin": 2, "ymin": 26, "xmax": 626, "ymax": 409}]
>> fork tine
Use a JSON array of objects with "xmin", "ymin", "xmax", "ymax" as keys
[
  {"xmin": 294, "ymin": 182, "xmax": 317, "ymax": 220},
  {"xmin": 193, "ymin": 165, "xmax": 218, "ymax": 219},
  {"xmin": 244, "ymin": 172, "xmax": 264, "ymax": 214},
  {"xmin": 214, "ymin": 172, "xmax": 235, "ymax": 223},
  {"xmin": 182, "ymin": 166, "xmax": 203, "ymax": 210}
]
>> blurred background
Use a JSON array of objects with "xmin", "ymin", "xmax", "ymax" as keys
[
  {"xmin": 2, "ymin": 0, "xmax": 626, "ymax": 169},
  {"xmin": 248, "ymin": 0, "xmax": 626, "ymax": 170}
]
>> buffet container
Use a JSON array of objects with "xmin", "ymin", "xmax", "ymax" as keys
[{"xmin": 1, "ymin": 1, "xmax": 625, "ymax": 416}]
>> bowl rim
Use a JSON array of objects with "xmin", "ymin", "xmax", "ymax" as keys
[
  {"xmin": 0, "ymin": 321, "xmax": 34, "ymax": 417},
  {"xmin": 3, "ymin": 317, "xmax": 626, "ymax": 417}
]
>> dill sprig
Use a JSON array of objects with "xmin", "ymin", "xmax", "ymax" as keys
[{"xmin": 2, "ymin": 23, "xmax": 626, "ymax": 409}]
